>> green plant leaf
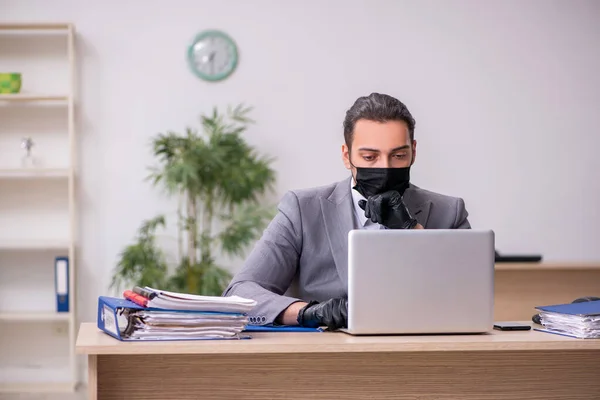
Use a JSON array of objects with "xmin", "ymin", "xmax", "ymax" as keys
[
  {"xmin": 112, "ymin": 104, "xmax": 277, "ymax": 296},
  {"xmin": 110, "ymin": 215, "xmax": 169, "ymax": 292}
]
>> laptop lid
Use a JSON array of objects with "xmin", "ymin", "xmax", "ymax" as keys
[{"xmin": 346, "ymin": 229, "xmax": 495, "ymax": 335}]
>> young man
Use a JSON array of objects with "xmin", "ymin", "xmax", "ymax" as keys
[{"xmin": 223, "ymin": 93, "xmax": 470, "ymax": 330}]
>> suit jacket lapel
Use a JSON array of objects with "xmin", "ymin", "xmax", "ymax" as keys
[
  {"xmin": 319, "ymin": 180, "xmax": 431, "ymax": 289},
  {"xmin": 320, "ymin": 177, "xmax": 355, "ymax": 288},
  {"xmin": 403, "ymin": 184, "xmax": 432, "ymax": 228}
]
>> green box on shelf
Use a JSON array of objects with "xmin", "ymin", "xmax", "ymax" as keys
[{"xmin": 0, "ymin": 73, "xmax": 22, "ymax": 94}]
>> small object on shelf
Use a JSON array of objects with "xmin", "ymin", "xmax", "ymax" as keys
[
  {"xmin": 55, "ymin": 256, "xmax": 69, "ymax": 312},
  {"xmin": 20, "ymin": 137, "xmax": 38, "ymax": 168},
  {"xmin": 0, "ymin": 72, "xmax": 21, "ymax": 93}
]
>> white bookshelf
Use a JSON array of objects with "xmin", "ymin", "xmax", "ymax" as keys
[{"xmin": 0, "ymin": 22, "xmax": 77, "ymax": 392}]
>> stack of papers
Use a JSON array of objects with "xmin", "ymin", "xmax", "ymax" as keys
[
  {"xmin": 536, "ymin": 300, "xmax": 600, "ymax": 339},
  {"xmin": 124, "ymin": 310, "xmax": 251, "ymax": 340},
  {"xmin": 145, "ymin": 287, "xmax": 256, "ymax": 313},
  {"xmin": 104, "ymin": 287, "xmax": 258, "ymax": 341},
  {"xmin": 539, "ymin": 313, "xmax": 600, "ymax": 339}
]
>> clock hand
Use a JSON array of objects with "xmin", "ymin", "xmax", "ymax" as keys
[{"xmin": 209, "ymin": 51, "xmax": 216, "ymax": 75}]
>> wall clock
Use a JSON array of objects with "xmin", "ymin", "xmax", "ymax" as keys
[{"xmin": 187, "ymin": 30, "xmax": 238, "ymax": 82}]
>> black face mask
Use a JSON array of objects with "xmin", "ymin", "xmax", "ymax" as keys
[{"xmin": 352, "ymin": 166, "xmax": 411, "ymax": 199}]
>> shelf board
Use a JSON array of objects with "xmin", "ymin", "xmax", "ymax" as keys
[
  {"xmin": 0, "ymin": 93, "xmax": 70, "ymax": 102},
  {"xmin": 0, "ymin": 365, "xmax": 75, "ymax": 392},
  {"xmin": 0, "ymin": 23, "xmax": 72, "ymax": 31},
  {"xmin": 0, "ymin": 381, "xmax": 76, "ymax": 393},
  {"xmin": 0, "ymin": 168, "xmax": 70, "ymax": 179},
  {"xmin": 0, "ymin": 311, "xmax": 70, "ymax": 322},
  {"xmin": 0, "ymin": 239, "xmax": 70, "ymax": 250}
]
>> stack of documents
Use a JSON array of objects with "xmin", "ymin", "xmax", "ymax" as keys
[
  {"xmin": 123, "ymin": 309, "xmax": 250, "ymax": 340},
  {"xmin": 535, "ymin": 300, "xmax": 600, "ymax": 339},
  {"xmin": 97, "ymin": 287, "xmax": 257, "ymax": 341},
  {"xmin": 143, "ymin": 287, "xmax": 256, "ymax": 313}
]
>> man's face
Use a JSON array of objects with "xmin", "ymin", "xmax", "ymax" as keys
[{"xmin": 342, "ymin": 119, "xmax": 416, "ymax": 173}]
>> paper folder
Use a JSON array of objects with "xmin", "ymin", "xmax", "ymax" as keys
[
  {"xmin": 98, "ymin": 296, "xmax": 323, "ymax": 341},
  {"xmin": 97, "ymin": 296, "xmax": 251, "ymax": 341},
  {"xmin": 536, "ymin": 300, "xmax": 600, "ymax": 316},
  {"xmin": 55, "ymin": 256, "xmax": 69, "ymax": 312},
  {"xmin": 534, "ymin": 300, "xmax": 600, "ymax": 339}
]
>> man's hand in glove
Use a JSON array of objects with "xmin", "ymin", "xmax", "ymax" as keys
[
  {"xmin": 358, "ymin": 190, "xmax": 419, "ymax": 229},
  {"xmin": 296, "ymin": 298, "xmax": 348, "ymax": 330}
]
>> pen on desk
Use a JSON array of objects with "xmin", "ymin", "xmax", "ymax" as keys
[
  {"xmin": 132, "ymin": 286, "xmax": 157, "ymax": 300},
  {"xmin": 123, "ymin": 290, "xmax": 148, "ymax": 307}
]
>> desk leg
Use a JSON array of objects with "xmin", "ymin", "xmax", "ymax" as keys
[{"xmin": 88, "ymin": 355, "xmax": 97, "ymax": 400}]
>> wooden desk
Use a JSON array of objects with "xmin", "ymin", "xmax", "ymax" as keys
[
  {"xmin": 76, "ymin": 322, "xmax": 600, "ymax": 400},
  {"xmin": 494, "ymin": 262, "xmax": 600, "ymax": 321}
]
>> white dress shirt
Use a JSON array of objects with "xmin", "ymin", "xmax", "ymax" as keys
[{"xmin": 350, "ymin": 179, "xmax": 385, "ymax": 230}]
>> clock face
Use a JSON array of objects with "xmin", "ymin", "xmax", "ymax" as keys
[{"xmin": 187, "ymin": 30, "xmax": 238, "ymax": 82}]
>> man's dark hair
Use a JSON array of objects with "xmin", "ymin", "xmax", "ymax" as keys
[{"xmin": 343, "ymin": 92, "xmax": 416, "ymax": 148}]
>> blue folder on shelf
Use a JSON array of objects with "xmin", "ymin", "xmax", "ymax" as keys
[{"xmin": 54, "ymin": 256, "xmax": 69, "ymax": 312}]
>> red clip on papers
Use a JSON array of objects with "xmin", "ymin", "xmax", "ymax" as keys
[{"xmin": 123, "ymin": 290, "xmax": 148, "ymax": 307}]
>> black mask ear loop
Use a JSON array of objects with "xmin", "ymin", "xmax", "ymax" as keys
[{"xmin": 347, "ymin": 148, "xmax": 359, "ymax": 185}]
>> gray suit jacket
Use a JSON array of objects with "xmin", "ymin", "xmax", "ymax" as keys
[{"xmin": 223, "ymin": 176, "xmax": 471, "ymax": 325}]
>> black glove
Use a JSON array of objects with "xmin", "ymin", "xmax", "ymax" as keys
[
  {"xmin": 358, "ymin": 190, "xmax": 418, "ymax": 229},
  {"xmin": 297, "ymin": 298, "xmax": 348, "ymax": 330}
]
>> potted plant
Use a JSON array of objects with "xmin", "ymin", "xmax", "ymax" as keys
[{"xmin": 110, "ymin": 104, "xmax": 276, "ymax": 296}]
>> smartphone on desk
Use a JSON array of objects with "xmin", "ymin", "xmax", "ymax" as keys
[{"xmin": 493, "ymin": 322, "xmax": 532, "ymax": 331}]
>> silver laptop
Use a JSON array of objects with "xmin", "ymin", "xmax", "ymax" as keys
[{"xmin": 344, "ymin": 229, "xmax": 495, "ymax": 335}]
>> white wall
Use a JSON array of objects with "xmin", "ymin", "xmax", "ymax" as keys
[{"xmin": 3, "ymin": 0, "xmax": 600, "ymax": 329}]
